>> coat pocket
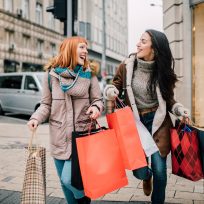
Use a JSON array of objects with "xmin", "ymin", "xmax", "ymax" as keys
[{"xmin": 49, "ymin": 119, "xmax": 62, "ymax": 128}]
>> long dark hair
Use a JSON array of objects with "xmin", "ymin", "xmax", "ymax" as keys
[{"xmin": 144, "ymin": 29, "xmax": 178, "ymax": 102}]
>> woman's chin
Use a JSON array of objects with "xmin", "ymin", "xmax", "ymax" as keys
[{"xmin": 78, "ymin": 61, "xmax": 84, "ymax": 66}]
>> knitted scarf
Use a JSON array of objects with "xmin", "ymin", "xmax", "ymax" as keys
[{"xmin": 54, "ymin": 65, "xmax": 91, "ymax": 93}]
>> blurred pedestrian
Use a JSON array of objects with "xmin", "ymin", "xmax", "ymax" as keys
[
  {"xmin": 103, "ymin": 29, "xmax": 190, "ymax": 204},
  {"xmin": 27, "ymin": 36, "xmax": 103, "ymax": 204}
]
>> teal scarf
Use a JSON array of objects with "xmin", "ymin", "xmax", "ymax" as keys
[{"xmin": 54, "ymin": 65, "xmax": 91, "ymax": 92}]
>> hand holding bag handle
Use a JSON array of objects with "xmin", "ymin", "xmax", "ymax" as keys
[
  {"xmin": 75, "ymin": 121, "xmax": 128, "ymax": 199},
  {"xmin": 171, "ymin": 119, "xmax": 203, "ymax": 181},
  {"xmin": 21, "ymin": 130, "xmax": 46, "ymax": 204}
]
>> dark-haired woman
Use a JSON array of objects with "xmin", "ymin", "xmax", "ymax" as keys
[{"xmin": 104, "ymin": 29, "xmax": 189, "ymax": 204}]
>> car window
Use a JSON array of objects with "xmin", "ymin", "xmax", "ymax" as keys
[
  {"xmin": 0, "ymin": 75, "xmax": 22, "ymax": 89},
  {"xmin": 24, "ymin": 76, "xmax": 37, "ymax": 90}
]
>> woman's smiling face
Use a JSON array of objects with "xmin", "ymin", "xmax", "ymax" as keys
[
  {"xmin": 77, "ymin": 42, "xmax": 88, "ymax": 65},
  {"xmin": 136, "ymin": 32, "xmax": 154, "ymax": 61}
]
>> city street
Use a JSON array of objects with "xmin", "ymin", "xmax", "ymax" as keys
[{"xmin": 0, "ymin": 115, "xmax": 203, "ymax": 203}]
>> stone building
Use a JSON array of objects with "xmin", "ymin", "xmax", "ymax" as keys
[
  {"xmin": 0, "ymin": 0, "xmax": 128, "ymax": 78},
  {"xmin": 163, "ymin": 0, "xmax": 204, "ymax": 126},
  {"xmin": 0, "ymin": 0, "xmax": 64, "ymax": 73}
]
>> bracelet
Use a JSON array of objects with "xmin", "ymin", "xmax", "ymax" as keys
[{"xmin": 91, "ymin": 104, "xmax": 100, "ymax": 112}]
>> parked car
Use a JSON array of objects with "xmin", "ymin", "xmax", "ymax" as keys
[{"xmin": 0, "ymin": 72, "xmax": 44, "ymax": 115}]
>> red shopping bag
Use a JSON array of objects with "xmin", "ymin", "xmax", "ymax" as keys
[
  {"xmin": 106, "ymin": 103, "xmax": 147, "ymax": 170},
  {"xmin": 170, "ymin": 120, "xmax": 203, "ymax": 181},
  {"xmin": 75, "ymin": 124, "xmax": 128, "ymax": 199}
]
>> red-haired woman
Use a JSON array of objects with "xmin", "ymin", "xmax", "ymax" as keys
[{"xmin": 27, "ymin": 36, "xmax": 103, "ymax": 204}]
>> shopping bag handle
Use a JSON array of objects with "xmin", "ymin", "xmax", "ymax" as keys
[
  {"xmin": 115, "ymin": 97, "xmax": 126, "ymax": 109},
  {"xmin": 87, "ymin": 119, "xmax": 102, "ymax": 135},
  {"xmin": 177, "ymin": 117, "xmax": 192, "ymax": 134},
  {"xmin": 28, "ymin": 130, "xmax": 38, "ymax": 151}
]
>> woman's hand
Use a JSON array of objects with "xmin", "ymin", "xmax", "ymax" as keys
[
  {"xmin": 27, "ymin": 119, "xmax": 39, "ymax": 131},
  {"xmin": 86, "ymin": 106, "xmax": 101, "ymax": 120},
  {"xmin": 103, "ymin": 85, "xmax": 119, "ymax": 100},
  {"xmin": 178, "ymin": 107, "xmax": 190, "ymax": 117},
  {"xmin": 177, "ymin": 106, "xmax": 190, "ymax": 123}
]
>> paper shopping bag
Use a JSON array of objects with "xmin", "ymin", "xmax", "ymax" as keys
[
  {"xmin": 71, "ymin": 126, "xmax": 108, "ymax": 190},
  {"xmin": 73, "ymin": 125, "xmax": 128, "ymax": 199},
  {"xmin": 170, "ymin": 121, "xmax": 203, "ymax": 181},
  {"xmin": 106, "ymin": 106, "xmax": 147, "ymax": 170},
  {"xmin": 21, "ymin": 132, "xmax": 46, "ymax": 204}
]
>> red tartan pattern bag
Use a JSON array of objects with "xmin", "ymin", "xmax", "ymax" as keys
[{"xmin": 170, "ymin": 121, "xmax": 203, "ymax": 181}]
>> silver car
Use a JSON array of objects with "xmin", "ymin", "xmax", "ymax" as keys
[{"xmin": 0, "ymin": 72, "xmax": 44, "ymax": 115}]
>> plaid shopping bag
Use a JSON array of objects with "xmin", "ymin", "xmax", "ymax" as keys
[
  {"xmin": 170, "ymin": 121, "xmax": 203, "ymax": 181},
  {"xmin": 21, "ymin": 132, "xmax": 46, "ymax": 204}
]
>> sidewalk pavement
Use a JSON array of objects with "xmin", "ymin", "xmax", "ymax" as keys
[{"xmin": 0, "ymin": 116, "xmax": 203, "ymax": 204}]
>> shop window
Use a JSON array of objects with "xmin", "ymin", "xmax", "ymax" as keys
[{"xmin": 192, "ymin": 2, "xmax": 204, "ymax": 126}]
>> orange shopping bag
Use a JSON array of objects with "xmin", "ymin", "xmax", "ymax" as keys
[
  {"xmin": 106, "ymin": 103, "xmax": 147, "ymax": 170},
  {"xmin": 75, "ymin": 123, "xmax": 128, "ymax": 199}
]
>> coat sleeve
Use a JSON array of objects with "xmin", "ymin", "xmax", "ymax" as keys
[
  {"xmin": 30, "ymin": 71, "xmax": 52, "ymax": 123},
  {"xmin": 112, "ymin": 63, "xmax": 126, "ymax": 97},
  {"xmin": 166, "ymin": 89, "xmax": 186, "ymax": 116},
  {"xmin": 89, "ymin": 75, "xmax": 104, "ymax": 112}
]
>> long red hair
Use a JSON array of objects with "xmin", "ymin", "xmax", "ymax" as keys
[{"xmin": 44, "ymin": 36, "xmax": 89, "ymax": 70}]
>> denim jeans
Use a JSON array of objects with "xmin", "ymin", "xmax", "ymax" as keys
[
  {"xmin": 54, "ymin": 159, "xmax": 84, "ymax": 204},
  {"xmin": 132, "ymin": 111, "xmax": 167, "ymax": 204}
]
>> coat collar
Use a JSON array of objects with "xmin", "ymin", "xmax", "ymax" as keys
[
  {"xmin": 123, "ymin": 53, "xmax": 166, "ymax": 135},
  {"xmin": 124, "ymin": 54, "xmax": 136, "ymax": 86}
]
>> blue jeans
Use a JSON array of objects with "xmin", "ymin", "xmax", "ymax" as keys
[
  {"xmin": 132, "ymin": 111, "xmax": 167, "ymax": 204},
  {"xmin": 54, "ymin": 159, "xmax": 84, "ymax": 204}
]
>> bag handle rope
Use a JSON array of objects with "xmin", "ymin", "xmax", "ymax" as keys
[{"xmin": 28, "ymin": 130, "xmax": 40, "ymax": 156}]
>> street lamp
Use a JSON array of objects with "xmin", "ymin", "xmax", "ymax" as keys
[
  {"xmin": 101, "ymin": 0, "xmax": 106, "ymax": 78},
  {"xmin": 150, "ymin": 3, "xmax": 162, "ymax": 7}
]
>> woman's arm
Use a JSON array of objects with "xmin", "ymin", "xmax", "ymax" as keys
[{"xmin": 29, "ymin": 71, "xmax": 52, "ymax": 123}]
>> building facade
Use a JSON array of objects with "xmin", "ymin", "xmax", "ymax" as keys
[
  {"xmin": 163, "ymin": 0, "xmax": 204, "ymax": 127},
  {"xmin": 0, "ymin": 0, "xmax": 128, "ymax": 78},
  {"xmin": 77, "ymin": 0, "xmax": 128, "ymax": 77},
  {"xmin": 0, "ymin": 0, "xmax": 64, "ymax": 73}
]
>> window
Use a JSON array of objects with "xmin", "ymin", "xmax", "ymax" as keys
[
  {"xmin": 79, "ymin": 21, "xmax": 86, "ymax": 37},
  {"xmin": 48, "ymin": 14, "xmax": 55, "ymax": 29},
  {"xmin": 24, "ymin": 76, "xmax": 37, "ymax": 90},
  {"xmin": 192, "ymin": 2, "xmax": 204, "ymax": 125},
  {"xmin": 36, "ymin": 3, "xmax": 43, "ymax": 25},
  {"xmin": 22, "ymin": 0, "xmax": 29, "ymax": 19},
  {"xmin": 50, "ymin": 43, "xmax": 56, "ymax": 56},
  {"xmin": 86, "ymin": 23, "xmax": 91, "ymax": 40},
  {"xmin": 23, "ymin": 34, "xmax": 30, "ymax": 49},
  {"xmin": 37, "ymin": 39, "xmax": 44, "ymax": 52},
  {"xmin": 5, "ymin": 29, "xmax": 14, "ymax": 43},
  {"xmin": 0, "ymin": 76, "xmax": 22, "ymax": 89},
  {"xmin": 4, "ymin": 0, "xmax": 13, "ymax": 12}
]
